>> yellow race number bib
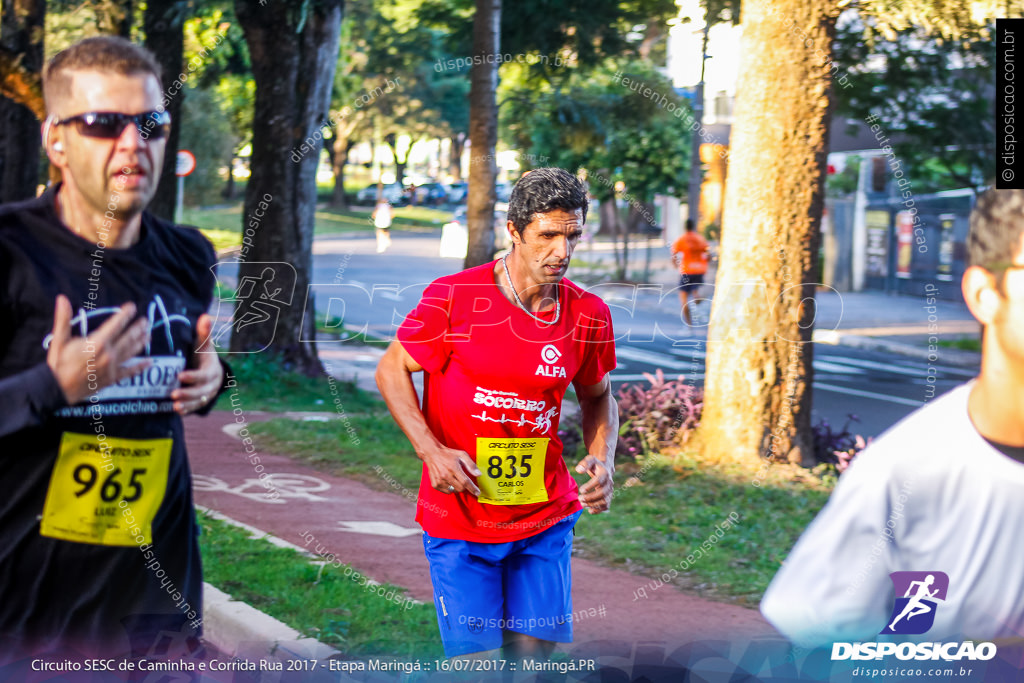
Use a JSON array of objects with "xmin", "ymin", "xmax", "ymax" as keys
[
  {"xmin": 475, "ymin": 438, "xmax": 548, "ymax": 505},
  {"xmin": 41, "ymin": 433, "xmax": 172, "ymax": 546}
]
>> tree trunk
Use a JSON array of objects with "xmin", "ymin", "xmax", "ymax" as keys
[
  {"xmin": 232, "ymin": 0, "xmax": 343, "ymax": 375},
  {"xmin": 144, "ymin": 0, "xmax": 187, "ymax": 221},
  {"xmin": 598, "ymin": 197, "xmax": 622, "ymax": 276},
  {"xmin": 449, "ymin": 132, "xmax": 465, "ymax": 181},
  {"xmin": 330, "ymin": 136, "xmax": 352, "ymax": 209},
  {"xmin": 222, "ymin": 162, "xmax": 236, "ymax": 200},
  {"xmin": 0, "ymin": 0, "xmax": 44, "ymax": 203},
  {"xmin": 118, "ymin": 0, "xmax": 133, "ymax": 37},
  {"xmin": 463, "ymin": 0, "xmax": 500, "ymax": 269},
  {"xmin": 95, "ymin": 0, "xmax": 133, "ymax": 36},
  {"xmin": 618, "ymin": 219, "xmax": 630, "ymax": 281},
  {"xmin": 699, "ymin": 0, "xmax": 838, "ymax": 466},
  {"xmin": 384, "ymin": 132, "xmax": 408, "ymax": 187}
]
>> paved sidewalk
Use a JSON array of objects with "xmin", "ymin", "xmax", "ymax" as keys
[{"xmin": 186, "ymin": 410, "xmax": 775, "ymax": 654}]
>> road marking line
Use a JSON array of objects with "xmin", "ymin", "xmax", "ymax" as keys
[
  {"xmin": 337, "ymin": 521, "xmax": 421, "ymax": 538},
  {"xmin": 819, "ymin": 355, "xmax": 976, "ymax": 378},
  {"xmin": 812, "ymin": 382, "xmax": 923, "ymax": 406},
  {"xmin": 615, "ymin": 346, "xmax": 695, "ymax": 370}
]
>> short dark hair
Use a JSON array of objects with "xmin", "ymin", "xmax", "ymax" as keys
[
  {"xmin": 507, "ymin": 167, "xmax": 588, "ymax": 236},
  {"xmin": 967, "ymin": 189, "xmax": 1024, "ymax": 278},
  {"xmin": 44, "ymin": 36, "xmax": 163, "ymax": 114},
  {"xmin": 685, "ymin": 219, "xmax": 695, "ymax": 232}
]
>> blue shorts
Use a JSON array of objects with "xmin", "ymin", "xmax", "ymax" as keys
[
  {"xmin": 678, "ymin": 273, "xmax": 704, "ymax": 293},
  {"xmin": 422, "ymin": 511, "xmax": 582, "ymax": 657}
]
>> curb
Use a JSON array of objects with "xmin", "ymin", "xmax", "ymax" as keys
[
  {"xmin": 198, "ymin": 508, "xmax": 341, "ymax": 672},
  {"xmin": 812, "ymin": 330, "xmax": 982, "ymax": 369},
  {"xmin": 203, "ymin": 583, "xmax": 337, "ymax": 662}
]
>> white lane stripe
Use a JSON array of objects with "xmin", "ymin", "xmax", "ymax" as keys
[
  {"xmin": 615, "ymin": 346, "xmax": 695, "ymax": 370},
  {"xmin": 819, "ymin": 355, "xmax": 976, "ymax": 378},
  {"xmin": 667, "ymin": 346, "xmax": 707, "ymax": 358},
  {"xmin": 812, "ymin": 360, "xmax": 863, "ymax": 375},
  {"xmin": 611, "ymin": 373, "xmax": 704, "ymax": 382},
  {"xmin": 812, "ymin": 382, "xmax": 923, "ymax": 406}
]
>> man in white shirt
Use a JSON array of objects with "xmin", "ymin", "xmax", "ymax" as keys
[{"xmin": 761, "ymin": 189, "xmax": 1024, "ymax": 647}]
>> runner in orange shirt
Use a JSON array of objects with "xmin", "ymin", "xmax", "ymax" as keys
[{"xmin": 670, "ymin": 219, "xmax": 709, "ymax": 326}]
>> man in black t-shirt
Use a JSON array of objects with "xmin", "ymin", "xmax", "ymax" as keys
[{"xmin": 0, "ymin": 37, "xmax": 225, "ymax": 659}]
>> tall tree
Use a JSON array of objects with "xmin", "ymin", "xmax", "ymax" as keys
[
  {"xmin": 144, "ymin": 0, "xmax": 188, "ymax": 220},
  {"xmin": 0, "ymin": 0, "xmax": 45, "ymax": 203},
  {"xmin": 463, "ymin": 0, "xmax": 499, "ymax": 269},
  {"xmin": 232, "ymin": 0, "xmax": 344, "ymax": 374},
  {"xmin": 699, "ymin": 0, "xmax": 838, "ymax": 466},
  {"xmin": 698, "ymin": 0, "xmax": 1014, "ymax": 465}
]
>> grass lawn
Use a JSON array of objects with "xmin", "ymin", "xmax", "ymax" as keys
[
  {"xmin": 217, "ymin": 354, "xmax": 369, "ymax": 413},
  {"xmin": 223, "ymin": 356, "xmax": 830, "ymax": 607},
  {"xmin": 182, "ymin": 202, "xmax": 451, "ymax": 251},
  {"xmin": 937, "ymin": 337, "xmax": 981, "ymax": 353},
  {"xmin": 181, "ymin": 205, "xmax": 244, "ymax": 252},
  {"xmin": 197, "ymin": 511, "xmax": 442, "ymax": 657}
]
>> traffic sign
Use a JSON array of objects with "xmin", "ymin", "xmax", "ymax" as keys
[{"xmin": 176, "ymin": 150, "xmax": 196, "ymax": 177}]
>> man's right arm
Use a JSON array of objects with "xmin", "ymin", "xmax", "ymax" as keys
[
  {"xmin": 0, "ymin": 295, "xmax": 151, "ymax": 439},
  {"xmin": 375, "ymin": 341, "xmax": 479, "ymax": 495},
  {"xmin": 0, "ymin": 363, "xmax": 68, "ymax": 438}
]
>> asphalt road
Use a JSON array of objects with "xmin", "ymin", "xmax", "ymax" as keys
[{"xmin": 216, "ymin": 231, "xmax": 978, "ymax": 439}]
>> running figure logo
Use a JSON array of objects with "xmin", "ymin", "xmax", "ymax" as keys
[{"xmin": 881, "ymin": 571, "xmax": 949, "ymax": 635}]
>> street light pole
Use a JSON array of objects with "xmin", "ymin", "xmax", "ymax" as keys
[{"xmin": 686, "ymin": 19, "xmax": 711, "ymax": 232}]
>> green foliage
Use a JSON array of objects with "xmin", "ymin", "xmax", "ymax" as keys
[
  {"xmin": 417, "ymin": 0, "xmax": 678, "ymax": 82},
  {"xmin": 505, "ymin": 60, "xmax": 691, "ymax": 202},
  {"xmin": 833, "ymin": 16, "xmax": 996, "ymax": 191},
  {"xmin": 827, "ymin": 155, "xmax": 861, "ymax": 197},
  {"xmin": 178, "ymin": 87, "xmax": 237, "ymax": 206}
]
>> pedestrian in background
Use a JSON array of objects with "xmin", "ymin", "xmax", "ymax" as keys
[
  {"xmin": 671, "ymin": 218, "xmax": 709, "ymax": 327},
  {"xmin": 373, "ymin": 198, "xmax": 393, "ymax": 253}
]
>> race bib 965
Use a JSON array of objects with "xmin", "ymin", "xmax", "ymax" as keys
[{"xmin": 41, "ymin": 433, "xmax": 172, "ymax": 546}]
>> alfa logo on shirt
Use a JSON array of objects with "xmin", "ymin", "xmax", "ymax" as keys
[
  {"xmin": 536, "ymin": 343, "xmax": 566, "ymax": 378},
  {"xmin": 880, "ymin": 571, "xmax": 948, "ymax": 635}
]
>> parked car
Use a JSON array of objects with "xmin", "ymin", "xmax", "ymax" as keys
[
  {"xmin": 495, "ymin": 182, "xmax": 512, "ymax": 202},
  {"xmin": 447, "ymin": 202, "xmax": 511, "ymax": 250},
  {"xmin": 447, "ymin": 181, "xmax": 468, "ymax": 203},
  {"xmin": 412, "ymin": 182, "xmax": 449, "ymax": 206},
  {"xmin": 356, "ymin": 182, "xmax": 405, "ymax": 205}
]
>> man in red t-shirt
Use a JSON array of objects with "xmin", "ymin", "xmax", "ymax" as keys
[
  {"xmin": 671, "ymin": 219, "xmax": 710, "ymax": 326},
  {"xmin": 376, "ymin": 168, "xmax": 618, "ymax": 660}
]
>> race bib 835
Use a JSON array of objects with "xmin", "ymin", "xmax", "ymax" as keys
[
  {"xmin": 475, "ymin": 437, "xmax": 549, "ymax": 505},
  {"xmin": 41, "ymin": 432, "xmax": 172, "ymax": 546}
]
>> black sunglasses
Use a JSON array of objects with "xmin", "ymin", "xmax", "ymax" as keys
[{"xmin": 54, "ymin": 110, "xmax": 172, "ymax": 140}]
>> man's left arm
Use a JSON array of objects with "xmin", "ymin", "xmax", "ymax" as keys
[
  {"xmin": 573, "ymin": 375, "xmax": 618, "ymax": 514},
  {"xmin": 173, "ymin": 313, "xmax": 227, "ymax": 415}
]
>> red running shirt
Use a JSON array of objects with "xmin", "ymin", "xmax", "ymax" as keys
[{"xmin": 397, "ymin": 261, "xmax": 616, "ymax": 542}]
